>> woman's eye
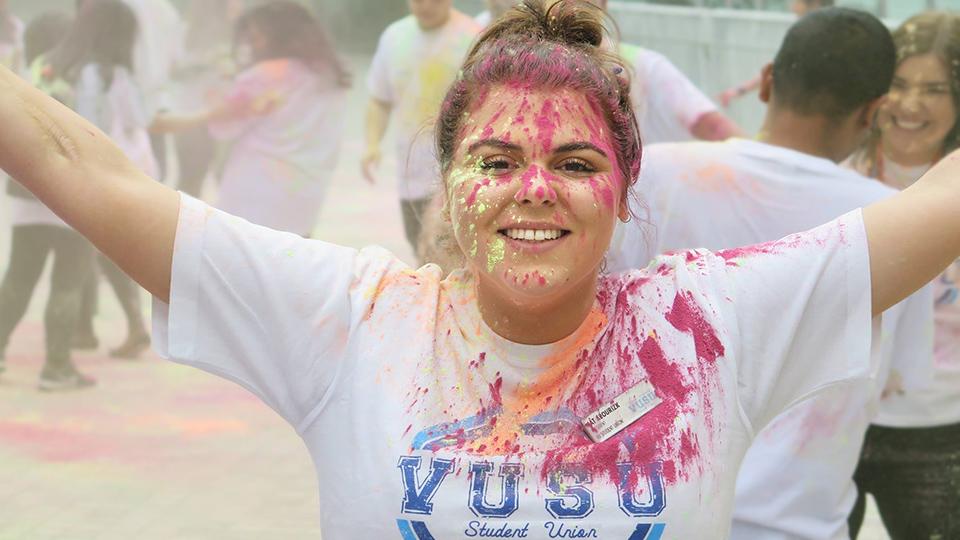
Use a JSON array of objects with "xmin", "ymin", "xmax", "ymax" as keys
[
  {"xmin": 479, "ymin": 157, "xmax": 514, "ymax": 172},
  {"xmin": 559, "ymin": 159, "xmax": 596, "ymax": 174}
]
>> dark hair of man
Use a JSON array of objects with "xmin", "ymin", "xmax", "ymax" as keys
[{"xmin": 772, "ymin": 7, "xmax": 894, "ymax": 119}]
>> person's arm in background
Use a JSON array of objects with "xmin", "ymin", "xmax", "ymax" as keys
[
  {"xmin": 866, "ymin": 150, "xmax": 960, "ymax": 316},
  {"xmin": 689, "ymin": 111, "xmax": 742, "ymax": 141},
  {"xmin": 362, "ymin": 97, "xmax": 391, "ymax": 183},
  {"xmin": 717, "ymin": 75, "xmax": 762, "ymax": 108},
  {"xmin": 0, "ymin": 66, "xmax": 179, "ymax": 302},
  {"xmin": 363, "ymin": 27, "xmax": 396, "ymax": 184}
]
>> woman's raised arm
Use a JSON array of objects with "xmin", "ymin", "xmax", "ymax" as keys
[
  {"xmin": 0, "ymin": 66, "xmax": 179, "ymax": 302},
  {"xmin": 865, "ymin": 150, "xmax": 960, "ymax": 316}
]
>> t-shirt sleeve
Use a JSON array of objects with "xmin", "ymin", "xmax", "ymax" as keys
[
  {"xmin": 642, "ymin": 51, "xmax": 717, "ymax": 131},
  {"xmin": 715, "ymin": 210, "xmax": 879, "ymax": 432},
  {"xmin": 366, "ymin": 29, "xmax": 394, "ymax": 104},
  {"xmin": 152, "ymin": 194, "xmax": 407, "ymax": 432}
]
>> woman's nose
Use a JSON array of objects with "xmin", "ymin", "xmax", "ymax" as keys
[{"xmin": 514, "ymin": 165, "xmax": 558, "ymax": 206}]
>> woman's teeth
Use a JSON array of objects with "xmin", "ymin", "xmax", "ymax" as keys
[
  {"xmin": 504, "ymin": 228, "xmax": 564, "ymax": 241},
  {"xmin": 895, "ymin": 117, "xmax": 927, "ymax": 130}
]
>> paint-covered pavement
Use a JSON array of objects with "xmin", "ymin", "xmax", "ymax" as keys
[{"xmin": 0, "ymin": 55, "xmax": 890, "ymax": 539}]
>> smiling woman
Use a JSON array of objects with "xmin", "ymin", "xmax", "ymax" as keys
[{"xmin": 0, "ymin": 1, "xmax": 959, "ymax": 538}]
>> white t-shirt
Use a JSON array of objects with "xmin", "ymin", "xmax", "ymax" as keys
[
  {"xmin": 209, "ymin": 58, "xmax": 346, "ymax": 236},
  {"xmin": 619, "ymin": 43, "xmax": 718, "ymax": 145},
  {"xmin": 845, "ymin": 151, "xmax": 960, "ymax": 428},
  {"xmin": 367, "ymin": 11, "xmax": 480, "ymax": 201},
  {"xmin": 608, "ymin": 139, "xmax": 933, "ymax": 540},
  {"xmin": 154, "ymin": 193, "xmax": 879, "ymax": 539}
]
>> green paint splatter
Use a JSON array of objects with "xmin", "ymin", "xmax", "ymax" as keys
[{"xmin": 487, "ymin": 237, "xmax": 505, "ymax": 272}]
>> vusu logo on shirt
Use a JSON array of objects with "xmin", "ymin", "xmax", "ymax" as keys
[{"xmin": 394, "ymin": 408, "xmax": 668, "ymax": 539}]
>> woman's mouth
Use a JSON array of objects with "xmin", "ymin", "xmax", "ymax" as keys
[
  {"xmin": 893, "ymin": 116, "xmax": 929, "ymax": 131},
  {"xmin": 499, "ymin": 228, "xmax": 570, "ymax": 242}
]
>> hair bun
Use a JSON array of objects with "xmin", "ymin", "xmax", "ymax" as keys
[{"xmin": 483, "ymin": 0, "xmax": 606, "ymax": 51}]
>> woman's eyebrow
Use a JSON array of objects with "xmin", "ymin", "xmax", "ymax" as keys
[
  {"xmin": 467, "ymin": 138, "xmax": 522, "ymax": 154},
  {"xmin": 554, "ymin": 141, "xmax": 608, "ymax": 157}
]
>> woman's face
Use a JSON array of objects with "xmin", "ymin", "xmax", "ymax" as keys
[
  {"xmin": 878, "ymin": 53, "xmax": 958, "ymax": 164},
  {"xmin": 446, "ymin": 84, "xmax": 628, "ymax": 307}
]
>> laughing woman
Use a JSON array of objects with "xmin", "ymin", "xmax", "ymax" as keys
[
  {"xmin": 0, "ymin": 1, "xmax": 958, "ymax": 537},
  {"xmin": 846, "ymin": 11, "xmax": 960, "ymax": 539}
]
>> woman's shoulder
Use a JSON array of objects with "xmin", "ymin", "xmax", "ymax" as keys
[{"xmin": 602, "ymin": 248, "xmax": 729, "ymax": 304}]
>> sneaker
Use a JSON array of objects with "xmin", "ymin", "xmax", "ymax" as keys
[
  {"xmin": 71, "ymin": 332, "xmax": 99, "ymax": 350},
  {"xmin": 38, "ymin": 367, "xmax": 96, "ymax": 392},
  {"xmin": 109, "ymin": 333, "xmax": 151, "ymax": 360}
]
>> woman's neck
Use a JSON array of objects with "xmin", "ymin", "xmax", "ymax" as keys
[
  {"xmin": 881, "ymin": 136, "xmax": 941, "ymax": 167},
  {"xmin": 475, "ymin": 272, "xmax": 600, "ymax": 346}
]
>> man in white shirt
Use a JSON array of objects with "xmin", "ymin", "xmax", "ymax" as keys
[
  {"xmin": 608, "ymin": 8, "xmax": 934, "ymax": 540},
  {"xmin": 363, "ymin": 0, "xmax": 480, "ymax": 253}
]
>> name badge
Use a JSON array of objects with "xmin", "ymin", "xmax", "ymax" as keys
[{"xmin": 580, "ymin": 381, "xmax": 661, "ymax": 443}]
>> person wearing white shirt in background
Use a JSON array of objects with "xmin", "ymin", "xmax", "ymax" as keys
[
  {"xmin": 77, "ymin": 0, "xmax": 182, "ymax": 177},
  {"xmin": 152, "ymin": 1, "xmax": 351, "ymax": 237},
  {"xmin": 608, "ymin": 8, "xmax": 934, "ymax": 540},
  {"xmin": 363, "ymin": 0, "xmax": 480, "ymax": 255},
  {"xmin": 845, "ymin": 12, "xmax": 960, "ymax": 540}
]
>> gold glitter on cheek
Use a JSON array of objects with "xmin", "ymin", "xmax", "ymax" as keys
[{"xmin": 487, "ymin": 236, "xmax": 505, "ymax": 273}]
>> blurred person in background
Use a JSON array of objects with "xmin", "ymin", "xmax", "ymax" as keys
[
  {"xmin": 168, "ymin": 0, "xmax": 245, "ymax": 197},
  {"xmin": 0, "ymin": 11, "xmax": 94, "ymax": 391},
  {"xmin": 362, "ymin": 0, "xmax": 480, "ymax": 255},
  {"xmin": 60, "ymin": 0, "xmax": 158, "ymax": 361},
  {"xmin": 846, "ymin": 11, "xmax": 960, "ymax": 539},
  {"xmin": 717, "ymin": 0, "xmax": 834, "ymax": 108},
  {"xmin": 153, "ymin": 1, "xmax": 350, "ymax": 237}
]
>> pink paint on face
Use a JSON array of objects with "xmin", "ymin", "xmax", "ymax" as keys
[{"xmin": 534, "ymin": 98, "xmax": 558, "ymax": 156}]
